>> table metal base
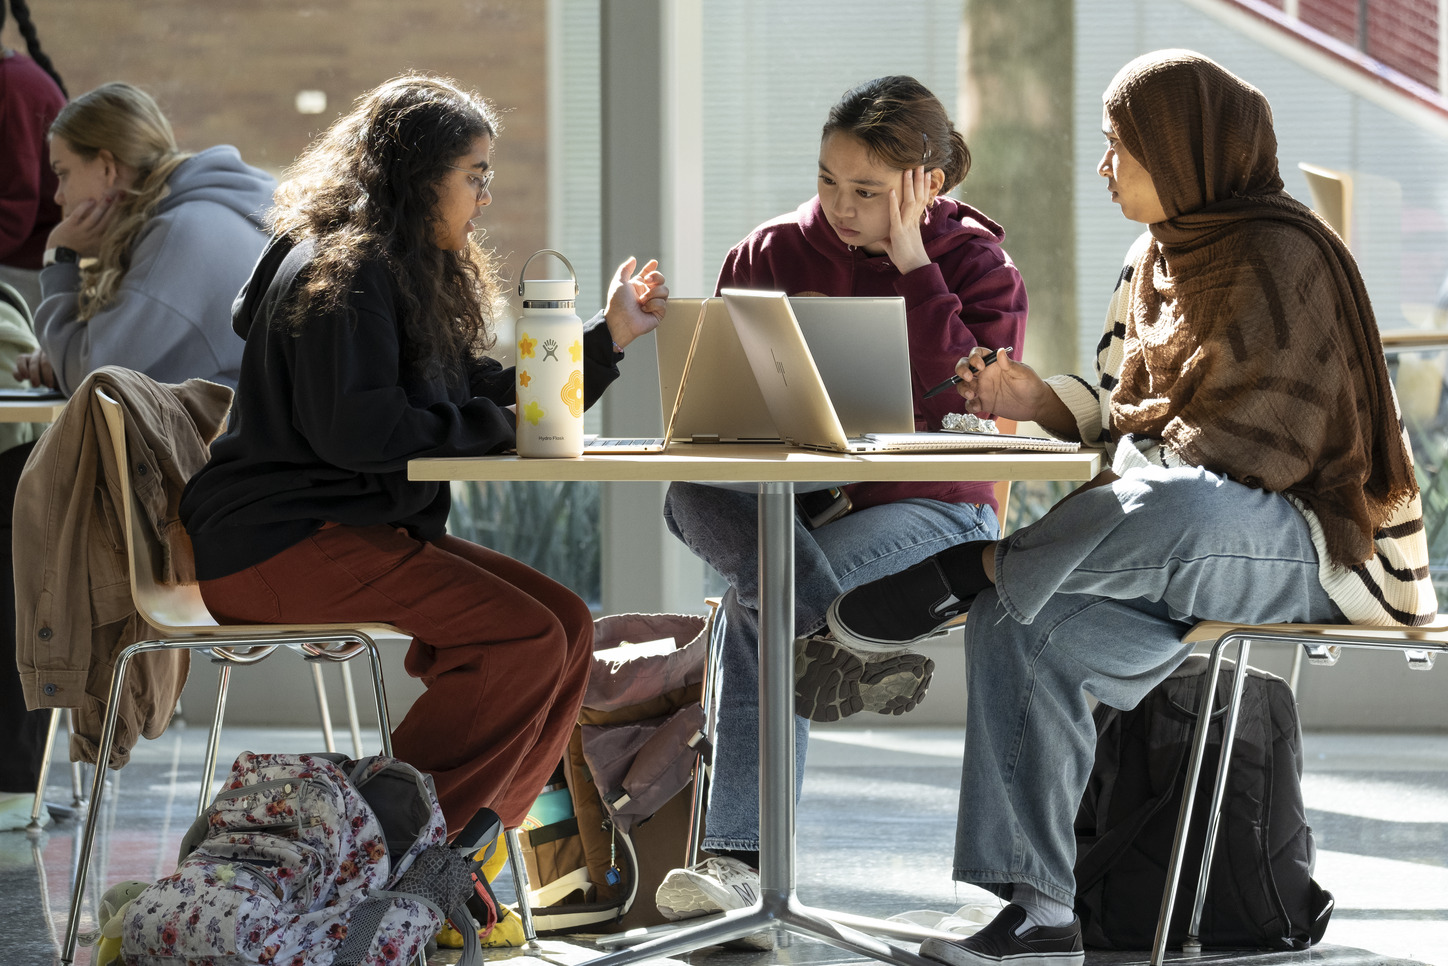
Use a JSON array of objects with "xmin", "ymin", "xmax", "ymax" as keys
[
  {"xmin": 583, "ymin": 483, "xmax": 944, "ymax": 966},
  {"xmin": 583, "ymin": 891, "xmax": 941, "ymax": 966}
]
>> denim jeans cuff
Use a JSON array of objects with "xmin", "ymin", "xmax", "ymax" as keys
[
  {"xmin": 702, "ymin": 837, "xmax": 761, "ymax": 853},
  {"xmin": 991, "ymin": 539, "xmax": 1035, "ymax": 625}
]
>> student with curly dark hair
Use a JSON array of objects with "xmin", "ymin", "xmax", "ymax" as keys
[{"xmin": 179, "ymin": 73, "xmax": 668, "ymax": 833}]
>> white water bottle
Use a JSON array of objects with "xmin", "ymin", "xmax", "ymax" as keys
[{"xmin": 515, "ymin": 250, "xmax": 585, "ymax": 458}]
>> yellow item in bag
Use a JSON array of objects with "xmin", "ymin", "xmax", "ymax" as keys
[{"xmin": 438, "ymin": 904, "xmax": 527, "ymax": 949}]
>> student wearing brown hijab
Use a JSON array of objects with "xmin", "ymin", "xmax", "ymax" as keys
[{"xmin": 826, "ymin": 50, "xmax": 1434, "ymax": 965}]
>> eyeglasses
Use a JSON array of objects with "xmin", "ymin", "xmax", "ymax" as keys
[{"xmin": 446, "ymin": 164, "xmax": 494, "ymax": 200}]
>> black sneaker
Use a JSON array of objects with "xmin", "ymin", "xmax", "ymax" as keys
[
  {"xmin": 826, "ymin": 556, "xmax": 972, "ymax": 652},
  {"xmin": 919, "ymin": 904, "xmax": 1083, "ymax": 966},
  {"xmin": 793, "ymin": 635, "xmax": 934, "ymax": 722}
]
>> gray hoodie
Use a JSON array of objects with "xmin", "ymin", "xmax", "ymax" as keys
[{"xmin": 35, "ymin": 145, "xmax": 275, "ymax": 393}]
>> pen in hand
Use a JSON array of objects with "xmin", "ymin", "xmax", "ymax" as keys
[{"xmin": 922, "ymin": 347, "xmax": 1011, "ymax": 399}]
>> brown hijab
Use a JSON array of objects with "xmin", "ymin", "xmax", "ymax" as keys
[{"xmin": 1104, "ymin": 50, "xmax": 1416, "ymax": 567}]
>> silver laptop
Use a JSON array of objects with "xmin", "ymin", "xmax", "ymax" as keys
[
  {"xmin": 657, "ymin": 296, "xmax": 915, "ymax": 442},
  {"xmin": 583, "ymin": 299, "xmax": 716, "ymax": 453},
  {"xmin": 722, "ymin": 288, "xmax": 1080, "ymax": 455},
  {"xmin": 586, "ymin": 294, "xmax": 917, "ymax": 452},
  {"xmin": 655, "ymin": 297, "xmax": 777, "ymax": 443}
]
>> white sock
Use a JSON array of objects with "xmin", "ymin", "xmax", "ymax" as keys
[{"xmin": 1011, "ymin": 883, "xmax": 1074, "ymax": 932}]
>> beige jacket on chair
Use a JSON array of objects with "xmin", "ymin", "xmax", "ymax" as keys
[{"xmin": 14, "ymin": 366, "xmax": 232, "ymax": 767}]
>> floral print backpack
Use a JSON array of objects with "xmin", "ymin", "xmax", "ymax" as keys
[{"xmin": 121, "ymin": 751, "xmax": 492, "ymax": 966}]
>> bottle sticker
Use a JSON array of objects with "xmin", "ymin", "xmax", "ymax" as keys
[{"xmin": 562, "ymin": 370, "xmax": 584, "ymax": 418}]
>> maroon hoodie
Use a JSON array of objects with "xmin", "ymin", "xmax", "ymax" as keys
[
  {"xmin": 716, "ymin": 195, "xmax": 1028, "ymax": 513},
  {"xmin": 0, "ymin": 52, "xmax": 64, "ymax": 270}
]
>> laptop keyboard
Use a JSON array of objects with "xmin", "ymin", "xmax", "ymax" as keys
[{"xmin": 587, "ymin": 437, "xmax": 665, "ymax": 448}]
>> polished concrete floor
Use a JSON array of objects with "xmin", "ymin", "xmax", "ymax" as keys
[{"xmin": 1, "ymin": 724, "xmax": 1443, "ymax": 965}]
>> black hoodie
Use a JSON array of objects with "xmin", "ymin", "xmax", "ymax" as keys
[{"xmin": 179, "ymin": 236, "xmax": 620, "ymax": 580}]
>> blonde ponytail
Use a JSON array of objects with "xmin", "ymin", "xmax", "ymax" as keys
[{"xmin": 50, "ymin": 83, "xmax": 192, "ymax": 320}]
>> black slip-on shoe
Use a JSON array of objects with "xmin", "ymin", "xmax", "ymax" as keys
[
  {"xmin": 919, "ymin": 904, "xmax": 1083, "ymax": 966},
  {"xmin": 826, "ymin": 556, "xmax": 971, "ymax": 652}
]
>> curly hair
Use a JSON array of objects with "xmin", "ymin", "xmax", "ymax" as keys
[
  {"xmin": 823, "ymin": 75, "xmax": 971, "ymax": 193},
  {"xmin": 49, "ymin": 83, "xmax": 191, "ymax": 321},
  {"xmin": 269, "ymin": 72, "xmax": 503, "ymax": 378}
]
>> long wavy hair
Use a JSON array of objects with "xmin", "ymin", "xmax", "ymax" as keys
[
  {"xmin": 269, "ymin": 73, "xmax": 502, "ymax": 378},
  {"xmin": 50, "ymin": 83, "xmax": 190, "ymax": 321},
  {"xmin": 823, "ymin": 75, "xmax": 971, "ymax": 193}
]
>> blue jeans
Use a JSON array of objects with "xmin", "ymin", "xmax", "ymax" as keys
[
  {"xmin": 664, "ymin": 482, "xmax": 998, "ymax": 852},
  {"xmin": 954, "ymin": 465, "xmax": 1342, "ymax": 905}
]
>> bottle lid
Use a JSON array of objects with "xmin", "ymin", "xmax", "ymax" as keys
[
  {"xmin": 519, "ymin": 278, "xmax": 576, "ymax": 304},
  {"xmin": 518, "ymin": 249, "xmax": 579, "ymax": 303}
]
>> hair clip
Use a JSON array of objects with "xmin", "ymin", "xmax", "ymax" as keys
[{"xmin": 922, "ymin": 132, "xmax": 930, "ymax": 162}]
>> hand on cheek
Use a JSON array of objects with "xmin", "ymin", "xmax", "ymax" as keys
[{"xmin": 883, "ymin": 166, "xmax": 931, "ymax": 275}]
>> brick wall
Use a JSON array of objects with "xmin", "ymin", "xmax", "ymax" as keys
[
  {"xmin": 1359, "ymin": 0, "xmax": 1439, "ymax": 88},
  {"xmin": 1245, "ymin": 0, "xmax": 1442, "ymax": 91},
  {"xmin": 6, "ymin": 0, "xmax": 549, "ymax": 286}
]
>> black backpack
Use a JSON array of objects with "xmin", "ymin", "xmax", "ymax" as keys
[{"xmin": 1072, "ymin": 655, "xmax": 1334, "ymax": 950}]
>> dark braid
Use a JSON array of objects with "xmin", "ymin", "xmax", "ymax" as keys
[{"xmin": 7, "ymin": 0, "xmax": 67, "ymax": 96}]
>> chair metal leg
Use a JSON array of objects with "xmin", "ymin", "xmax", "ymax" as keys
[
  {"xmin": 339, "ymin": 661, "xmax": 364, "ymax": 758},
  {"xmin": 683, "ymin": 750, "xmax": 710, "ymax": 870},
  {"xmin": 63, "ymin": 643, "xmax": 144, "ymax": 964},
  {"xmin": 197, "ymin": 663, "xmax": 233, "ymax": 816},
  {"xmin": 29, "ymin": 707, "xmax": 63, "ymax": 832},
  {"xmin": 362, "ymin": 639, "xmax": 394, "ymax": 755},
  {"xmin": 312, "ymin": 662, "xmax": 338, "ymax": 754},
  {"xmin": 1184, "ymin": 641, "xmax": 1252, "ymax": 950},
  {"xmin": 1151, "ymin": 636, "xmax": 1249, "ymax": 966},
  {"xmin": 69, "ymin": 710, "xmax": 87, "ymax": 808},
  {"xmin": 505, "ymin": 828, "xmax": 537, "ymax": 942},
  {"xmin": 685, "ymin": 604, "xmax": 725, "ymax": 868}
]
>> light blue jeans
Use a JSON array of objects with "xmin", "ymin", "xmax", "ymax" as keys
[
  {"xmin": 664, "ymin": 482, "xmax": 998, "ymax": 852},
  {"xmin": 954, "ymin": 465, "xmax": 1342, "ymax": 905}
]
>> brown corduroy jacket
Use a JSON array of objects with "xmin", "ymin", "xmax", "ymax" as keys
[{"xmin": 14, "ymin": 366, "xmax": 231, "ymax": 768}]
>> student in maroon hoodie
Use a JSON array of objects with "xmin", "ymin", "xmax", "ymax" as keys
[
  {"xmin": 655, "ymin": 76, "xmax": 1028, "ymax": 937},
  {"xmin": 0, "ymin": 0, "xmax": 66, "ymax": 311}
]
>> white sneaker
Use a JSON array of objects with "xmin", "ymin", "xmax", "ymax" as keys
[{"xmin": 655, "ymin": 856, "xmax": 772, "ymax": 949}]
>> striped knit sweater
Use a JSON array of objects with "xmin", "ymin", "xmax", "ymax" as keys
[{"xmin": 1046, "ymin": 232, "xmax": 1437, "ymax": 626}]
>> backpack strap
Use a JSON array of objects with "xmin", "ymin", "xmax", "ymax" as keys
[
  {"xmin": 1306, "ymin": 874, "xmax": 1335, "ymax": 943},
  {"xmin": 1073, "ymin": 782, "xmax": 1180, "ymax": 892},
  {"xmin": 1074, "ymin": 697, "xmax": 1196, "ymax": 893},
  {"xmin": 175, "ymin": 808, "xmax": 214, "ymax": 863},
  {"xmin": 457, "ymin": 807, "xmax": 504, "ymax": 940},
  {"xmin": 455, "ymin": 806, "xmax": 503, "ymax": 852}
]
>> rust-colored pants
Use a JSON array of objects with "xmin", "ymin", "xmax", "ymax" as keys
[{"xmin": 198, "ymin": 523, "xmax": 593, "ymax": 833}]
